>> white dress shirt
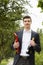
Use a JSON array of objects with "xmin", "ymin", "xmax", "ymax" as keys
[{"xmin": 20, "ymin": 29, "xmax": 31, "ymax": 56}]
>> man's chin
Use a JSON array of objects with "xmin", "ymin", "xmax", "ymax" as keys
[{"xmin": 26, "ymin": 27, "xmax": 30, "ymax": 29}]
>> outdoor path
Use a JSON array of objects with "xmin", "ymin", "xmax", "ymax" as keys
[{"xmin": 7, "ymin": 58, "xmax": 14, "ymax": 65}]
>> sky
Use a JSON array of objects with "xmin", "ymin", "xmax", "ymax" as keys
[{"xmin": 20, "ymin": 0, "xmax": 43, "ymax": 32}]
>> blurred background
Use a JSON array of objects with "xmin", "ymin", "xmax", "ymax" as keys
[{"xmin": 0, "ymin": 0, "xmax": 43, "ymax": 65}]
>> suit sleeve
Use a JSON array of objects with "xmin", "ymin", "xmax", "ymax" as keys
[
  {"xmin": 11, "ymin": 41, "xmax": 16, "ymax": 50},
  {"xmin": 33, "ymin": 33, "xmax": 41, "ymax": 53}
]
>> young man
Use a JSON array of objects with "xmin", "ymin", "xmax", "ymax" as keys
[{"xmin": 12, "ymin": 16, "xmax": 41, "ymax": 65}]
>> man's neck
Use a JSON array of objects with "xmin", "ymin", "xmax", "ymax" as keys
[{"xmin": 24, "ymin": 27, "xmax": 30, "ymax": 31}]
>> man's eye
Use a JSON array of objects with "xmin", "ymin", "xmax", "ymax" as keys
[
  {"xmin": 24, "ymin": 21, "xmax": 27, "ymax": 22},
  {"xmin": 24, "ymin": 21, "xmax": 30, "ymax": 22},
  {"xmin": 28, "ymin": 21, "xmax": 30, "ymax": 22}
]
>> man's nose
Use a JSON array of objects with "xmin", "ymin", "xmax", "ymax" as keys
[{"xmin": 26, "ymin": 21, "xmax": 29, "ymax": 23}]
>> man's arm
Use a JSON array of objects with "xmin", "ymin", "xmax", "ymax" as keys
[
  {"xmin": 30, "ymin": 33, "xmax": 41, "ymax": 53},
  {"xmin": 33, "ymin": 33, "xmax": 41, "ymax": 53}
]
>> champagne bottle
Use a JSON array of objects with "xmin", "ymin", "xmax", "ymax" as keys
[{"xmin": 14, "ymin": 33, "xmax": 19, "ymax": 53}]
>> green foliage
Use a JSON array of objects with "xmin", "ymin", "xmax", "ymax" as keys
[
  {"xmin": 36, "ymin": 29, "xmax": 43, "ymax": 65},
  {"xmin": 40, "ymin": 33, "xmax": 43, "ymax": 50},
  {"xmin": 42, "ymin": 22, "xmax": 43, "ymax": 25},
  {"xmin": 35, "ymin": 51, "xmax": 43, "ymax": 65},
  {"xmin": 38, "ymin": 0, "xmax": 43, "ymax": 12},
  {"xmin": 0, "ymin": 0, "xmax": 29, "ymax": 62},
  {"xmin": 0, "ymin": 59, "xmax": 8, "ymax": 65},
  {"xmin": 37, "ymin": 28, "xmax": 43, "ymax": 50}
]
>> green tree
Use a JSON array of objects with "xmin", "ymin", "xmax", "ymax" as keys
[
  {"xmin": 0, "ymin": 0, "xmax": 29, "ymax": 62},
  {"xmin": 37, "ymin": 28, "xmax": 43, "ymax": 50},
  {"xmin": 38, "ymin": 0, "xmax": 43, "ymax": 12},
  {"xmin": 42, "ymin": 21, "xmax": 43, "ymax": 25}
]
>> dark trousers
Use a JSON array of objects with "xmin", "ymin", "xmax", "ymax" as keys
[{"xmin": 16, "ymin": 56, "xmax": 30, "ymax": 65}]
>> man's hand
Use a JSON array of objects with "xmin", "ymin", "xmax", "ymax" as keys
[
  {"xmin": 13, "ymin": 41, "xmax": 20, "ymax": 48},
  {"xmin": 30, "ymin": 40, "xmax": 36, "ymax": 47}
]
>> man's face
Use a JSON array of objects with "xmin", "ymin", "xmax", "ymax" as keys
[{"xmin": 23, "ymin": 18, "xmax": 32, "ymax": 29}]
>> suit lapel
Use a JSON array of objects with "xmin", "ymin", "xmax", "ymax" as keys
[
  {"xmin": 20, "ymin": 30, "xmax": 23, "ymax": 44},
  {"xmin": 19, "ymin": 30, "xmax": 23, "ymax": 50},
  {"xmin": 31, "ymin": 30, "xmax": 34, "ymax": 40}
]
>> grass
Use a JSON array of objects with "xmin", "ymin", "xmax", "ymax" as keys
[
  {"xmin": 0, "ymin": 58, "xmax": 14, "ymax": 65},
  {"xmin": 0, "ymin": 59, "xmax": 8, "ymax": 65}
]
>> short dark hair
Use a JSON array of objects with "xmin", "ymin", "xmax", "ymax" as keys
[{"xmin": 23, "ymin": 15, "xmax": 32, "ymax": 21}]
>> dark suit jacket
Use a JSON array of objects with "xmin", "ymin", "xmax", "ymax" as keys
[{"xmin": 11, "ymin": 29, "xmax": 41, "ymax": 65}]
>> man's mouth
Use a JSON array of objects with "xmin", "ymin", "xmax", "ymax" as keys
[{"xmin": 26, "ymin": 24, "xmax": 29, "ymax": 25}]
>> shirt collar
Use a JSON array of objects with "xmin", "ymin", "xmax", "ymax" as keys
[{"xmin": 23, "ymin": 29, "xmax": 31, "ymax": 33}]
